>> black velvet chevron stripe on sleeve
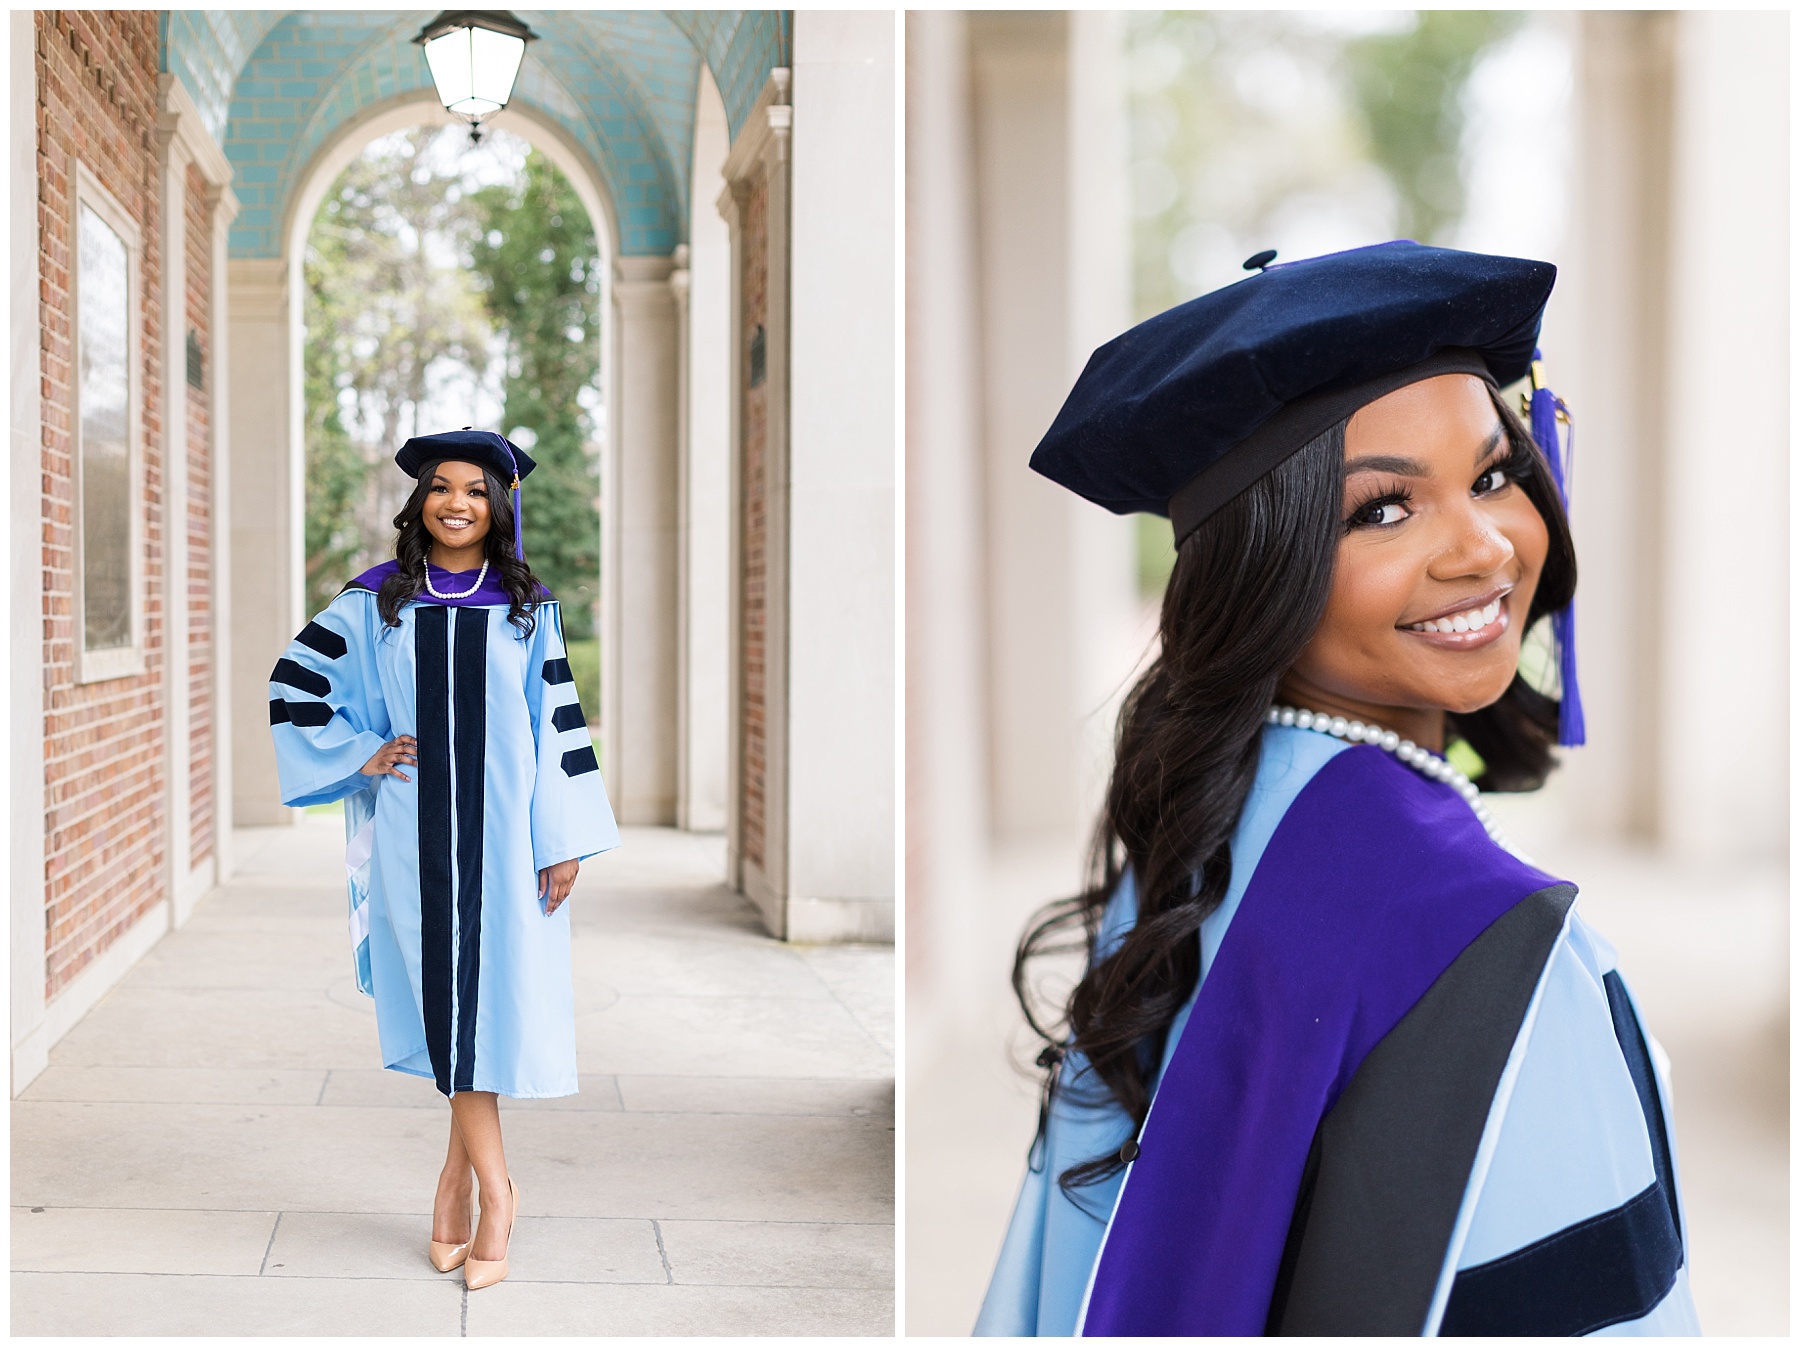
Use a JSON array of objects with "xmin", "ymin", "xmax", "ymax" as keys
[
  {"xmin": 269, "ymin": 699, "xmax": 336, "ymax": 727},
  {"xmin": 542, "ymin": 658, "xmax": 573, "ymax": 685},
  {"xmin": 1437, "ymin": 971, "xmax": 1684, "ymax": 1336},
  {"xmin": 551, "ymin": 703, "xmax": 587, "ymax": 732},
  {"xmin": 272, "ymin": 657, "xmax": 330, "ymax": 698},
  {"xmin": 1438, "ymin": 1180, "xmax": 1682, "ymax": 1336},
  {"xmin": 561, "ymin": 745, "xmax": 599, "ymax": 777},
  {"xmin": 296, "ymin": 621, "xmax": 348, "ymax": 660}
]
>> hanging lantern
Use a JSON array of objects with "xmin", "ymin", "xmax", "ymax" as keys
[{"xmin": 414, "ymin": 11, "xmax": 537, "ymax": 144}]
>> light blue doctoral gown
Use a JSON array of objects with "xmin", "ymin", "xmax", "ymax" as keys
[
  {"xmin": 269, "ymin": 586, "xmax": 619, "ymax": 1098},
  {"xmin": 977, "ymin": 726, "xmax": 1700, "ymax": 1336}
]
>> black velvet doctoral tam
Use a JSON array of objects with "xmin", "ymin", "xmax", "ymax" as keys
[
  {"xmin": 395, "ymin": 428, "xmax": 538, "ymax": 485},
  {"xmin": 1029, "ymin": 240, "xmax": 1557, "ymax": 542}
]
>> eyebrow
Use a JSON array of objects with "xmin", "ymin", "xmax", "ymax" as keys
[
  {"xmin": 429, "ymin": 473, "xmax": 487, "ymax": 488},
  {"xmin": 1344, "ymin": 425, "xmax": 1506, "ymax": 478}
]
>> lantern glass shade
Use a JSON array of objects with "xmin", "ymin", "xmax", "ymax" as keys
[{"xmin": 422, "ymin": 22, "xmax": 527, "ymax": 119}]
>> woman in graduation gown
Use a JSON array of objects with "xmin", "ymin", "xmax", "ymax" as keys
[
  {"xmin": 269, "ymin": 429, "xmax": 619, "ymax": 1290},
  {"xmin": 977, "ymin": 243, "xmax": 1699, "ymax": 1336}
]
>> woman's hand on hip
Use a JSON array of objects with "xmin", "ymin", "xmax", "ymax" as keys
[
  {"xmin": 360, "ymin": 735, "xmax": 417, "ymax": 782},
  {"xmin": 539, "ymin": 859, "xmax": 580, "ymax": 914}
]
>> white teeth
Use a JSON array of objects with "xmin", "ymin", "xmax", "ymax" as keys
[{"xmin": 1408, "ymin": 597, "xmax": 1506, "ymax": 635}]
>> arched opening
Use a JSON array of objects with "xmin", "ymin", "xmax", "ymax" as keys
[{"xmin": 279, "ymin": 94, "xmax": 622, "ymax": 775}]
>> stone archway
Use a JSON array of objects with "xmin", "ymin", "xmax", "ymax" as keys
[{"xmin": 228, "ymin": 90, "xmax": 685, "ymax": 831}]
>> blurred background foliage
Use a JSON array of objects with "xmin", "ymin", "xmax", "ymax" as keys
[
  {"xmin": 1125, "ymin": 9, "xmax": 1523, "ymax": 595},
  {"xmin": 302, "ymin": 124, "xmax": 603, "ymax": 718}
]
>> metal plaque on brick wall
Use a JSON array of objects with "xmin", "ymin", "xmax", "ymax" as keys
[
  {"xmin": 186, "ymin": 329, "xmax": 204, "ymax": 390},
  {"xmin": 749, "ymin": 324, "xmax": 766, "ymax": 388}
]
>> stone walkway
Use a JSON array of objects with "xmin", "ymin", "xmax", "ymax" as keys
[{"xmin": 13, "ymin": 820, "xmax": 894, "ymax": 1336}]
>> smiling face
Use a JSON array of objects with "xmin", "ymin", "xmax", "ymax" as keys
[
  {"xmin": 1276, "ymin": 373, "xmax": 1549, "ymax": 751},
  {"xmin": 420, "ymin": 460, "xmax": 493, "ymax": 569}
]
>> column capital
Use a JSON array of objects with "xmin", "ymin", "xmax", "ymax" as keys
[
  {"xmin": 720, "ymin": 67, "xmax": 795, "ymax": 186},
  {"xmin": 614, "ymin": 253, "xmax": 680, "ymax": 312},
  {"xmin": 155, "ymin": 73, "xmax": 233, "ymax": 190}
]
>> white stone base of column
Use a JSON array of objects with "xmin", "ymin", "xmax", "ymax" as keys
[
  {"xmin": 786, "ymin": 896, "xmax": 895, "ymax": 945},
  {"xmin": 740, "ymin": 859, "xmax": 785, "ymax": 941}
]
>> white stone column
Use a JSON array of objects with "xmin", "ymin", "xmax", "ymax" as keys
[
  {"xmin": 1556, "ymin": 13, "xmax": 1677, "ymax": 844},
  {"xmin": 905, "ymin": 10, "xmax": 991, "ymax": 1023},
  {"xmin": 607, "ymin": 254, "xmax": 681, "ymax": 825},
  {"xmin": 155, "ymin": 72, "xmax": 236, "ymax": 918},
  {"xmin": 1655, "ymin": 11, "xmax": 1788, "ymax": 860},
  {"xmin": 784, "ymin": 11, "xmax": 897, "ymax": 941},
  {"xmin": 227, "ymin": 258, "xmax": 299, "ymax": 827},
  {"xmin": 10, "ymin": 9, "xmax": 50, "ymax": 1094},
  {"xmin": 155, "ymin": 122, "xmax": 195, "ymax": 924},
  {"xmin": 681, "ymin": 65, "xmax": 733, "ymax": 835},
  {"xmin": 968, "ymin": 12, "xmax": 1140, "ymax": 847},
  {"xmin": 207, "ymin": 182, "xmax": 237, "ymax": 882}
]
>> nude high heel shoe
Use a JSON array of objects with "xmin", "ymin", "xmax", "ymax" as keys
[
  {"xmin": 428, "ymin": 1191, "xmax": 476, "ymax": 1273},
  {"xmin": 463, "ymin": 1176, "xmax": 517, "ymax": 1291}
]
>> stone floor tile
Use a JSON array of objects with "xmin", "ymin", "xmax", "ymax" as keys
[
  {"xmin": 10, "ymin": 1270, "xmax": 464, "ymax": 1335},
  {"xmin": 580, "ymin": 828, "xmax": 727, "ymax": 890},
  {"xmin": 505, "ymin": 1075, "xmax": 625, "ymax": 1112},
  {"xmin": 315, "ymin": 1067, "xmax": 454, "ymax": 1110},
  {"xmin": 501, "ymin": 1215, "xmax": 668, "ymax": 1284},
  {"xmin": 12, "ymin": 1206, "xmax": 278, "ymax": 1276},
  {"xmin": 461, "ymin": 1280, "xmax": 894, "ymax": 1336},
  {"xmin": 190, "ymin": 887, "xmax": 352, "ymax": 927},
  {"xmin": 19, "ymin": 1065, "xmax": 328, "ymax": 1106},
  {"xmin": 570, "ymin": 931, "xmax": 835, "ymax": 1000},
  {"xmin": 12, "ymin": 1101, "xmax": 452, "ymax": 1215},
  {"xmin": 570, "ymin": 886, "xmax": 765, "ymax": 939},
  {"xmin": 575, "ymin": 993, "xmax": 894, "ymax": 1079},
  {"xmin": 475, "ymin": 1111, "xmax": 897, "ymax": 1224},
  {"xmin": 15, "ymin": 1102, "xmax": 894, "ymax": 1226},
  {"xmin": 799, "ymin": 946, "xmax": 897, "ymax": 1056},
  {"xmin": 260, "ymin": 1209, "xmax": 670, "ymax": 1287},
  {"xmin": 261, "ymin": 1209, "xmax": 444, "ymax": 1280},
  {"xmin": 617, "ymin": 1075, "xmax": 892, "ymax": 1118},
  {"xmin": 46, "ymin": 985, "xmax": 375, "ymax": 1072},
  {"xmin": 127, "ymin": 924, "xmax": 345, "ymax": 990},
  {"xmin": 314, "ymin": 1068, "xmax": 625, "ymax": 1112},
  {"xmin": 658, "ymin": 1219, "xmax": 893, "ymax": 1289}
]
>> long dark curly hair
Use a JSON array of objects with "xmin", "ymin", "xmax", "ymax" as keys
[
  {"xmin": 1014, "ymin": 387, "xmax": 1577, "ymax": 1193},
  {"xmin": 376, "ymin": 459, "xmax": 546, "ymax": 635}
]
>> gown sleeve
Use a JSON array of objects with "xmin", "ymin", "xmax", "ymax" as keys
[
  {"xmin": 524, "ymin": 601, "xmax": 621, "ymax": 870},
  {"xmin": 268, "ymin": 592, "xmax": 393, "ymax": 808},
  {"xmin": 1427, "ymin": 911, "xmax": 1700, "ymax": 1336}
]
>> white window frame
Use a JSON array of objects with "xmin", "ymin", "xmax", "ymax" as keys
[{"xmin": 72, "ymin": 161, "xmax": 145, "ymax": 683}]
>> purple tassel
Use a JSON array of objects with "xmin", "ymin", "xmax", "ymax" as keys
[
  {"xmin": 1529, "ymin": 350, "xmax": 1584, "ymax": 747},
  {"xmin": 512, "ymin": 479, "xmax": 523, "ymax": 560}
]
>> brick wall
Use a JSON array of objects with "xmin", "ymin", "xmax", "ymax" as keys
[
  {"xmin": 739, "ymin": 175, "xmax": 769, "ymax": 870},
  {"xmin": 184, "ymin": 161, "xmax": 215, "ymax": 867},
  {"xmin": 37, "ymin": 10, "xmax": 168, "ymax": 998}
]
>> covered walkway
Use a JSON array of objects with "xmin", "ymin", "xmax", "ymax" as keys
[{"xmin": 13, "ymin": 820, "xmax": 893, "ymax": 1335}]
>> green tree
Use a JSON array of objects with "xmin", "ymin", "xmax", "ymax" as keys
[
  {"xmin": 301, "ymin": 247, "xmax": 368, "ymax": 620},
  {"xmin": 1124, "ymin": 11, "xmax": 1523, "ymax": 599},
  {"xmin": 302, "ymin": 127, "xmax": 501, "ymax": 616},
  {"xmin": 1343, "ymin": 11, "xmax": 1523, "ymax": 244},
  {"xmin": 469, "ymin": 151, "xmax": 603, "ymax": 641}
]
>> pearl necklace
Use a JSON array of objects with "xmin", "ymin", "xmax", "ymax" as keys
[
  {"xmin": 424, "ymin": 558, "xmax": 489, "ymax": 600},
  {"xmin": 1267, "ymin": 704, "xmax": 1511, "ymax": 849}
]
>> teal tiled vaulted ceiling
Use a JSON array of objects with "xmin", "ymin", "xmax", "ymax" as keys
[{"xmin": 160, "ymin": 10, "xmax": 789, "ymax": 258}]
